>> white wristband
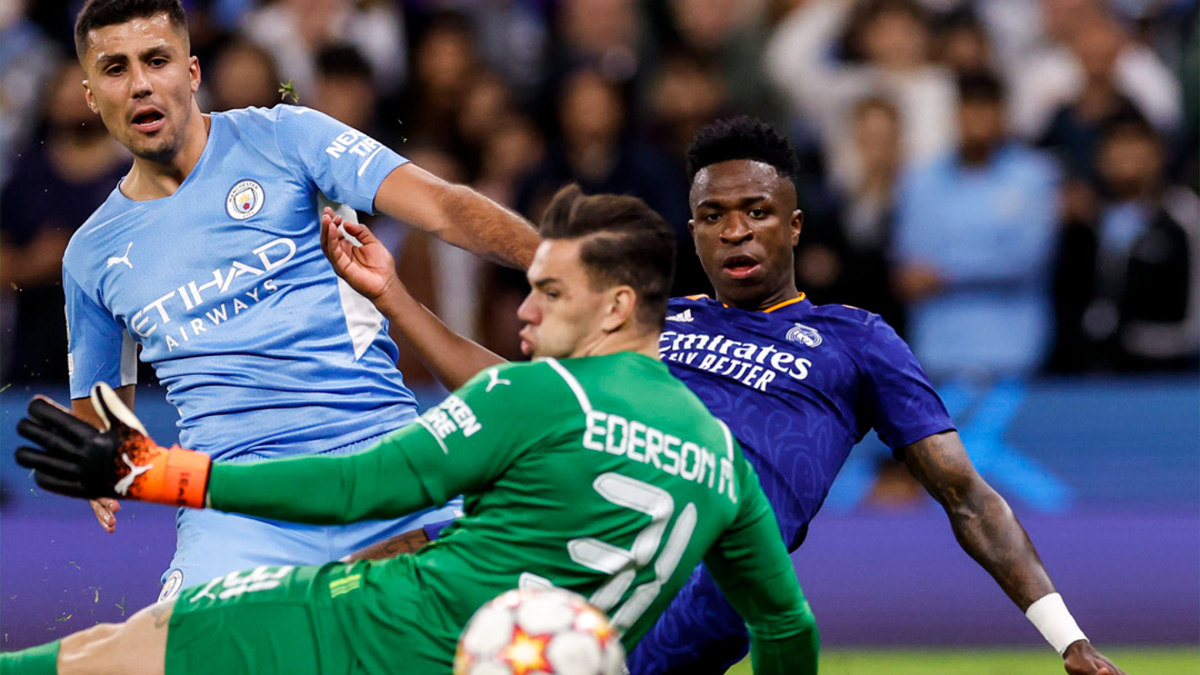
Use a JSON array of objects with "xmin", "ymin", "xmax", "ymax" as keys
[{"xmin": 1025, "ymin": 593, "xmax": 1087, "ymax": 656}]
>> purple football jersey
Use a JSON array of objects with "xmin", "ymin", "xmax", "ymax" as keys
[{"xmin": 660, "ymin": 295, "xmax": 954, "ymax": 548}]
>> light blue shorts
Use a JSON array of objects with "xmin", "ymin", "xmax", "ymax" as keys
[{"xmin": 157, "ymin": 434, "xmax": 463, "ymax": 601}]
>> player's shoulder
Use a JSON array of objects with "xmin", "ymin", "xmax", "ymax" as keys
[
  {"xmin": 217, "ymin": 104, "xmax": 328, "ymax": 134},
  {"xmin": 792, "ymin": 301, "xmax": 908, "ymax": 350},
  {"xmin": 63, "ymin": 186, "xmax": 133, "ymax": 275},
  {"xmin": 461, "ymin": 360, "xmax": 571, "ymax": 399}
]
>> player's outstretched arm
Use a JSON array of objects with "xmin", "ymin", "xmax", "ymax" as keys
[
  {"xmin": 706, "ymin": 463, "xmax": 818, "ymax": 675},
  {"xmin": 16, "ymin": 383, "xmax": 448, "ymax": 526},
  {"xmin": 903, "ymin": 431, "xmax": 1125, "ymax": 675},
  {"xmin": 321, "ymin": 208, "xmax": 507, "ymax": 390},
  {"xmin": 373, "ymin": 163, "xmax": 540, "ymax": 270}
]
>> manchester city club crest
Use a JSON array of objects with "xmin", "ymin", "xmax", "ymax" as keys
[
  {"xmin": 225, "ymin": 179, "xmax": 265, "ymax": 220},
  {"xmin": 786, "ymin": 322, "xmax": 822, "ymax": 348}
]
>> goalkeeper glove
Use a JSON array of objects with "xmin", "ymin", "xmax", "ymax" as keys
[{"xmin": 16, "ymin": 383, "xmax": 210, "ymax": 508}]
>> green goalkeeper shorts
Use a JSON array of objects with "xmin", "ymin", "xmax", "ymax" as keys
[
  {"xmin": 164, "ymin": 558, "xmax": 457, "ymax": 674},
  {"xmin": 165, "ymin": 563, "xmax": 363, "ymax": 675}
]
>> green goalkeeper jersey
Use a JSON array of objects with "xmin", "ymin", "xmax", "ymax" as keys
[{"xmin": 207, "ymin": 353, "xmax": 815, "ymax": 673}]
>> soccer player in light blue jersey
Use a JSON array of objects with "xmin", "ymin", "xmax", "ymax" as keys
[
  {"xmin": 59, "ymin": 0, "xmax": 538, "ymax": 599},
  {"xmin": 319, "ymin": 120, "xmax": 1127, "ymax": 675}
]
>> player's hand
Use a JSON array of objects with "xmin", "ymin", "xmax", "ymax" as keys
[
  {"xmin": 89, "ymin": 497, "xmax": 120, "ymax": 533},
  {"xmin": 15, "ymin": 383, "xmax": 210, "ymax": 508},
  {"xmin": 320, "ymin": 206, "xmax": 400, "ymax": 302},
  {"xmin": 1063, "ymin": 640, "xmax": 1126, "ymax": 675}
]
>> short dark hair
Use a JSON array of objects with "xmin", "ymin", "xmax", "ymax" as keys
[
  {"xmin": 316, "ymin": 44, "xmax": 373, "ymax": 81},
  {"xmin": 539, "ymin": 185, "xmax": 676, "ymax": 330},
  {"xmin": 685, "ymin": 116, "xmax": 800, "ymax": 187},
  {"xmin": 75, "ymin": 0, "xmax": 189, "ymax": 61},
  {"xmin": 956, "ymin": 71, "xmax": 1005, "ymax": 105}
]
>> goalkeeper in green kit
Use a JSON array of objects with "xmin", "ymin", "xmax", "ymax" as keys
[{"xmin": 5, "ymin": 186, "xmax": 818, "ymax": 675}]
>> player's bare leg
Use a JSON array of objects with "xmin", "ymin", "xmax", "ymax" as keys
[{"xmin": 57, "ymin": 600, "xmax": 171, "ymax": 675}]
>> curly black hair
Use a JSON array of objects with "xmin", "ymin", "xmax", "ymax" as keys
[{"xmin": 685, "ymin": 116, "xmax": 801, "ymax": 185}]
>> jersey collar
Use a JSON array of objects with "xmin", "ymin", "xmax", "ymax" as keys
[{"xmin": 686, "ymin": 293, "xmax": 808, "ymax": 314}]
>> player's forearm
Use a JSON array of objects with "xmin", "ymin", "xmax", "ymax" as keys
[
  {"xmin": 435, "ymin": 183, "xmax": 539, "ymax": 269},
  {"xmin": 747, "ymin": 606, "xmax": 819, "ymax": 675},
  {"xmin": 943, "ymin": 480, "xmax": 1056, "ymax": 609},
  {"xmin": 207, "ymin": 437, "xmax": 433, "ymax": 525},
  {"xmin": 905, "ymin": 433, "xmax": 1055, "ymax": 609},
  {"xmin": 375, "ymin": 166, "xmax": 538, "ymax": 269},
  {"xmin": 375, "ymin": 280, "xmax": 506, "ymax": 390}
]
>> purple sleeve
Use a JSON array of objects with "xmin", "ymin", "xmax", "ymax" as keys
[{"xmin": 856, "ymin": 314, "xmax": 955, "ymax": 457}]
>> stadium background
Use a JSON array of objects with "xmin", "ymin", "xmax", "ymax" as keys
[{"xmin": 1, "ymin": 0, "xmax": 1197, "ymax": 671}]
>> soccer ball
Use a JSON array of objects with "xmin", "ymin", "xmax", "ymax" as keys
[{"xmin": 454, "ymin": 587, "xmax": 625, "ymax": 675}]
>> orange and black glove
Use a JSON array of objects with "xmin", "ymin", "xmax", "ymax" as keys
[{"xmin": 16, "ymin": 383, "xmax": 210, "ymax": 508}]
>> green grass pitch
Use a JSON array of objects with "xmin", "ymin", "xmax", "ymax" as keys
[{"xmin": 727, "ymin": 647, "xmax": 1199, "ymax": 674}]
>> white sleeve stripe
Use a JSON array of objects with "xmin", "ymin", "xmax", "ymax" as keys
[
  {"xmin": 716, "ymin": 418, "xmax": 734, "ymax": 459},
  {"xmin": 357, "ymin": 146, "xmax": 384, "ymax": 177},
  {"xmin": 119, "ymin": 331, "xmax": 138, "ymax": 386},
  {"xmin": 417, "ymin": 417, "xmax": 450, "ymax": 454},
  {"xmin": 544, "ymin": 358, "xmax": 593, "ymax": 414}
]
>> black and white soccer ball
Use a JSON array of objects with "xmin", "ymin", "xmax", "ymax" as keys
[{"xmin": 454, "ymin": 587, "xmax": 625, "ymax": 675}]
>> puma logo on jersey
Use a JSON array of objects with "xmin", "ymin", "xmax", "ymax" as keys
[
  {"xmin": 106, "ymin": 242, "xmax": 134, "ymax": 269},
  {"xmin": 485, "ymin": 368, "xmax": 512, "ymax": 392},
  {"xmin": 113, "ymin": 452, "xmax": 152, "ymax": 495}
]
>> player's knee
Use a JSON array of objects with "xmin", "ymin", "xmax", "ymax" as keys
[{"xmin": 59, "ymin": 609, "xmax": 168, "ymax": 675}]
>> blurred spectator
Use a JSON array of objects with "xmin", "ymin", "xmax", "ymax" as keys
[
  {"xmin": 415, "ymin": 1, "xmax": 550, "ymax": 103},
  {"xmin": 474, "ymin": 115, "xmax": 545, "ymax": 209},
  {"xmin": 242, "ymin": 0, "xmax": 407, "ymax": 101},
  {"xmin": 456, "ymin": 72, "xmax": 521, "ymax": 174},
  {"xmin": 1066, "ymin": 118, "xmax": 1200, "ymax": 371},
  {"xmin": 1008, "ymin": 0, "xmax": 1181, "ymax": 140},
  {"xmin": 552, "ymin": 0, "xmax": 651, "ymax": 87},
  {"xmin": 403, "ymin": 11, "xmax": 482, "ymax": 153},
  {"xmin": 893, "ymin": 73, "xmax": 1059, "ymax": 381},
  {"xmin": 765, "ymin": 0, "xmax": 957, "ymax": 204},
  {"xmin": 205, "ymin": 36, "xmax": 282, "ymax": 111},
  {"xmin": 1036, "ymin": 12, "xmax": 1147, "ymax": 183},
  {"xmin": 312, "ymin": 43, "xmax": 397, "ymax": 143},
  {"xmin": 818, "ymin": 96, "xmax": 907, "ymax": 330},
  {"xmin": 0, "ymin": 61, "xmax": 129, "ymax": 383},
  {"xmin": 645, "ymin": 50, "xmax": 732, "ymax": 295},
  {"xmin": 648, "ymin": 50, "xmax": 732, "ymax": 162},
  {"xmin": 516, "ymin": 68, "xmax": 692, "ymax": 292},
  {"xmin": 665, "ymin": 0, "xmax": 787, "ymax": 126},
  {"xmin": 933, "ymin": 10, "xmax": 994, "ymax": 76},
  {"xmin": 1, "ymin": 0, "xmax": 58, "ymax": 189}
]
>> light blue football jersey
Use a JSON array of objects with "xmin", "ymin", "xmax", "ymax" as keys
[{"xmin": 63, "ymin": 105, "xmax": 419, "ymax": 461}]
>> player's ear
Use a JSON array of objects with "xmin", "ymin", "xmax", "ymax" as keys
[
  {"xmin": 602, "ymin": 286, "xmax": 636, "ymax": 333},
  {"xmin": 790, "ymin": 209, "xmax": 803, "ymax": 247},
  {"xmin": 188, "ymin": 55, "xmax": 201, "ymax": 93},
  {"xmin": 82, "ymin": 79, "xmax": 98, "ymax": 114}
]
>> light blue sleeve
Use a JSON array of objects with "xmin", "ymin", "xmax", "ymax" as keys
[
  {"xmin": 65, "ymin": 266, "xmax": 137, "ymax": 400},
  {"xmin": 272, "ymin": 106, "xmax": 408, "ymax": 214}
]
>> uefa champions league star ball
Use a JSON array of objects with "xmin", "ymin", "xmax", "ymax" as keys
[{"xmin": 454, "ymin": 587, "xmax": 625, "ymax": 675}]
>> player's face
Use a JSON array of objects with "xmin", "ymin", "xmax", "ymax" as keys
[
  {"xmin": 688, "ymin": 160, "xmax": 803, "ymax": 310},
  {"xmin": 81, "ymin": 13, "xmax": 200, "ymax": 163},
  {"xmin": 517, "ymin": 239, "xmax": 612, "ymax": 359}
]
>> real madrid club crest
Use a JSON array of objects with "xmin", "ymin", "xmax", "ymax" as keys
[
  {"xmin": 226, "ymin": 179, "xmax": 265, "ymax": 220},
  {"xmin": 786, "ymin": 323, "xmax": 822, "ymax": 348}
]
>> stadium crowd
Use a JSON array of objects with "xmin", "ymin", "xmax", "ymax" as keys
[{"xmin": 2, "ymin": 0, "xmax": 1197, "ymax": 387}]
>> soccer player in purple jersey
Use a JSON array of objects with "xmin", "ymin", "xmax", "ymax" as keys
[
  {"xmin": 316, "ymin": 117, "xmax": 1126, "ymax": 674},
  {"xmin": 628, "ymin": 117, "xmax": 1123, "ymax": 675}
]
